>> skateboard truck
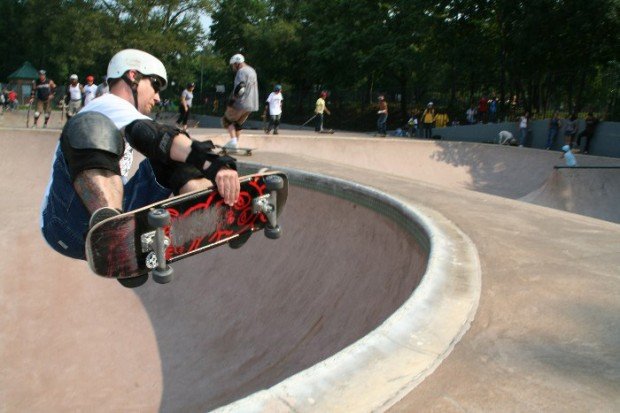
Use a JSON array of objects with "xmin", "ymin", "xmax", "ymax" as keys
[
  {"xmin": 145, "ymin": 209, "xmax": 174, "ymax": 284},
  {"xmin": 253, "ymin": 175, "xmax": 284, "ymax": 239}
]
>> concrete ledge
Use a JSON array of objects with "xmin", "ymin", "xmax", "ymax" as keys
[{"xmin": 216, "ymin": 165, "xmax": 482, "ymax": 412}]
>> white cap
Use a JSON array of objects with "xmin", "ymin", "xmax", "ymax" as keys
[
  {"xmin": 70, "ymin": 74, "xmax": 78, "ymax": 80},
  {"xmin": 229, "ymin": 54, "xmax": 245, "ymax": 64},
  {"xmin": 107, "ymin": 49, "xmax": 167, "ymax": 90}
]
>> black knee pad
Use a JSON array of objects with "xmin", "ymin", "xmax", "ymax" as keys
[
  {"xmin": 149, "ymin": 160, "xmax": 203, "ymax": 195},
  {"xmin": 124, "ymin": 119, "xmax": 184, "ymax": 164},
  {"xmin": 60, "ymin": 111, "xmax": 123, "ymax": 180}
]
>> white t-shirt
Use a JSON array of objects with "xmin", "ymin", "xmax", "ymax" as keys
[
  {"xmin": 80, "ymin": 93, "xmax": 151, "ymax": 177},
  {"xmin": 266, "ymin": 92, "xmax": 283, "ymax": 116},
  {"xmin": 83, "ymin": 84, "xmax": 98, "ymax": 106},
  {"xmin": 181, "ymin": 89, "xmax": 193, "ymax": 108}
]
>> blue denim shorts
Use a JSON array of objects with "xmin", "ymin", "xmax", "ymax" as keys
[{"xmin": 41, "ymin": 148, "xmax": 172, "ymax": 260}]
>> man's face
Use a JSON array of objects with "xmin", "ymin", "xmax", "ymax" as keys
[{"xmin": 136, "ymin": 76, "xmax": 161, "ymax": 114}]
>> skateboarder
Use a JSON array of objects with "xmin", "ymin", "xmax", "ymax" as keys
[
  {"xmin": 29, "ymin": 69, "xmax": 56, "ymax": 128},
  {"xmin": 41, "ymin": 49, "xmax": 240, "ymax": 287},
  {"xmin": 222, "ymin": 54, "xmax": 258, "ymax": 148}
]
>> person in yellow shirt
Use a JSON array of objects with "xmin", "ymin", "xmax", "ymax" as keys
[
  {"xmin": 421, "ymin": 102, "xmax": 436, "ymax": 139},
  {"xmin": 314, "ymin": 91, "xmax": 331, "ymax": 132},
  {"xmin": 435, "ymin": 108, "xmax": 449, "ymax": 128}
]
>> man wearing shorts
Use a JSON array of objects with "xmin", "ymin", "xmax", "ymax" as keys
[
  {"xmin": 30, "ymin": 70, "xmax": 56, "ymax": 128},
  {"xmin": 222, "ymin": 54, "xmax": 258, "ymax": 148}
]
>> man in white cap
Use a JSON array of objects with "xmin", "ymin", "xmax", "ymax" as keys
[
  {"xmin": 41, "ymin": 49, "xmax": 240, "ymax": 288},
  {"xmin": 64, "ymin": 74, "xmax": 84, "ymax": 119},
  {"xmin": 222, "ymin": 53, "xmax": 258, "ymax": 148}
]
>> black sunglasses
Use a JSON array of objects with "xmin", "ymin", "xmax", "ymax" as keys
[{"xmin": 149, "ymin": 77, "xmax": 162, "ymax": 93}]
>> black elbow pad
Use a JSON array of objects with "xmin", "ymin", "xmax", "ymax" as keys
[
  {"xmin": 124, "ymin": 119, "xmax": 184, "ymax": 163},
  {"xmin": 60, "ymin": 111, "xmax": 123, "ymax": 180}
]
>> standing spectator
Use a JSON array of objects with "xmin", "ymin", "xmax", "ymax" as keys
[
  {"xmin": 561, "ymin": 145, "xmax": 577, "ymax": 167},
  {"xmin": 477, "ymin": 95, "xmax": 488, "ymax": 123},
  {"xmin": 576, "ymin": 112, "xmax": 599, "ymax": 154},
  {"xmin": 223, "ymin": 54, "xmax": 258, "ymax": 148},
  {"xmin": 314, "ymin": 90, "xmax": 331, "ymax": 132},
  {"xmin": 64, "ymin": 74, "xmax": 84, "ymax": 120},
  {"xmin": 488, "ymin": 97, "xmax": 498, "ymax": 123},
  {"xmin": 466, "ymin": 104, "xmax": 477, "ymax": 124},
  {"xmin": 83, "ymin": 75, "xmax": 98, "ymax": 106},
  {"xmin": 546, "ymin": 111, "xmax": 562, "ymax": 149},
  {"xmin": 29, "ymin": 69, "xmax": 57, "ymax": 128},
  {"xmin": 435, "ymin": 108, "xmax": 449, "ymax": 128},
  {"xmin": 421, "ymin": 102, "xmax": 436, "ymax": 139},
  {"xmin": 95, "ymin": 75, "xmax": 109, "ymax": 97},
  {"xmin": 563, "ymin": 113, "xmax": 578, "ymax": 148},
  {"xmin": 376, "ymin": 94, "xmax": 388, "ymax": 137},
  {"xmin": 264, "ymin": 84, "xmax": 283, "ymax": 135},
  {"xmin": 177, "ymin": 82, "xmax": 195, "ymax": 132},
  {"xmin": 517, "ymin": 111, "xmax": 529, "ymax": 147},
  {"xmin": 8, "ymin": 89, "xmax": 18, "ymax": 111}
]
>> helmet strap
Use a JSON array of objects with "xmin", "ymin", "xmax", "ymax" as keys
[{"xmin": 121, "ymin": 71, "xmax": 142, "ymax": 109}]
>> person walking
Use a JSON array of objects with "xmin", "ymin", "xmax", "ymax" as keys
[
  {"xmin": 314, "ymin": 91, "xmax": 331, "ymax": 132},
  {"xmin": 376, "ymin": 94, "xmax": 388, "ymax": 137},
  {"xmin": 177, "ymin": 82, "xmax": 195, "ymax": 132},
  {"xmin": 264, "ymin": 84, "xmax": 283, "ymax": 135}
]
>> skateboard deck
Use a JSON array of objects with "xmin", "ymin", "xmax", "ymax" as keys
[
  {"xmin": 85, "ymin": 171, "xmax": 287, "ymax": 282},
  {"xmin": 26, "ymin": 102, "xmax": 33, "ymax": 128},
  {"xmin": 215, "ymin": 144, "xmax": 253, "ymax": 156}
]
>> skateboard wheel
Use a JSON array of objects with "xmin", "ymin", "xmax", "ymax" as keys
[
  {"xmin": 117, "ymin": 274, "xmax": 149, "ymax": 289},
  {"xmin": 229, "ymin": 231, "xmax": 252, "ymax": 249},
  {"xmin": 152, "ymin": 266, "xmax": 174, "ymax": 284},
  {"xmin": 264, "ymin": 175, "xmax": 284, "ymax": 191},
  {"xmin": 264, "ymin": 225, "xmax": 281, "ymax": 239},
  {"xmin": 148, "ymin": 209, "xmax": 170, "ymax": 227}
]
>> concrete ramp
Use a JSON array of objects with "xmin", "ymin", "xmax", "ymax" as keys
[{"xmin": 520, "ymin": 167, "xmax": 620, "ymax": 223}]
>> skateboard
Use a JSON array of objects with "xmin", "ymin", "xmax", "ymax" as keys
[
  {"xmin": 59, "ymin": 100, "xmax": 67, "ymax": 123},
  {"xmin": 85, "ymin": 171, "xmax": 287, "ymax": 283},
  {"xmin": 26, "ymin": 101, "xmax": 33, "ymax": 128},
  {"xmin": 215, "ymin": 144, "xmax": 253, "ymax": 156}
]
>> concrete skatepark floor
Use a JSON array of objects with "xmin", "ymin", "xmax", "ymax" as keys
[{"xmin": 1, "ymin": 110, "xmax": 619, "ymax": 412}]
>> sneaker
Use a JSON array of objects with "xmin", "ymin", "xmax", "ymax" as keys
[
  {"xmin": 223, "ymin": 140, "xmax": 238, "ymax": 149},
  {"xmin": 89, "ymin": 207, "xmax": 122, "ymax": 228}
]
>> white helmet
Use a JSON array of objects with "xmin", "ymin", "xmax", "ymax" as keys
[
  {"xmin": 70, "ymin": 74, "xmax": 78, "ymax": 80},
  {"xmin": 229, "ymin": 54, "xmax": 245, "ymax": 64},
  {"xmin": 107, "ymin": 49, "xmax": 167, "ymax": 90}
]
